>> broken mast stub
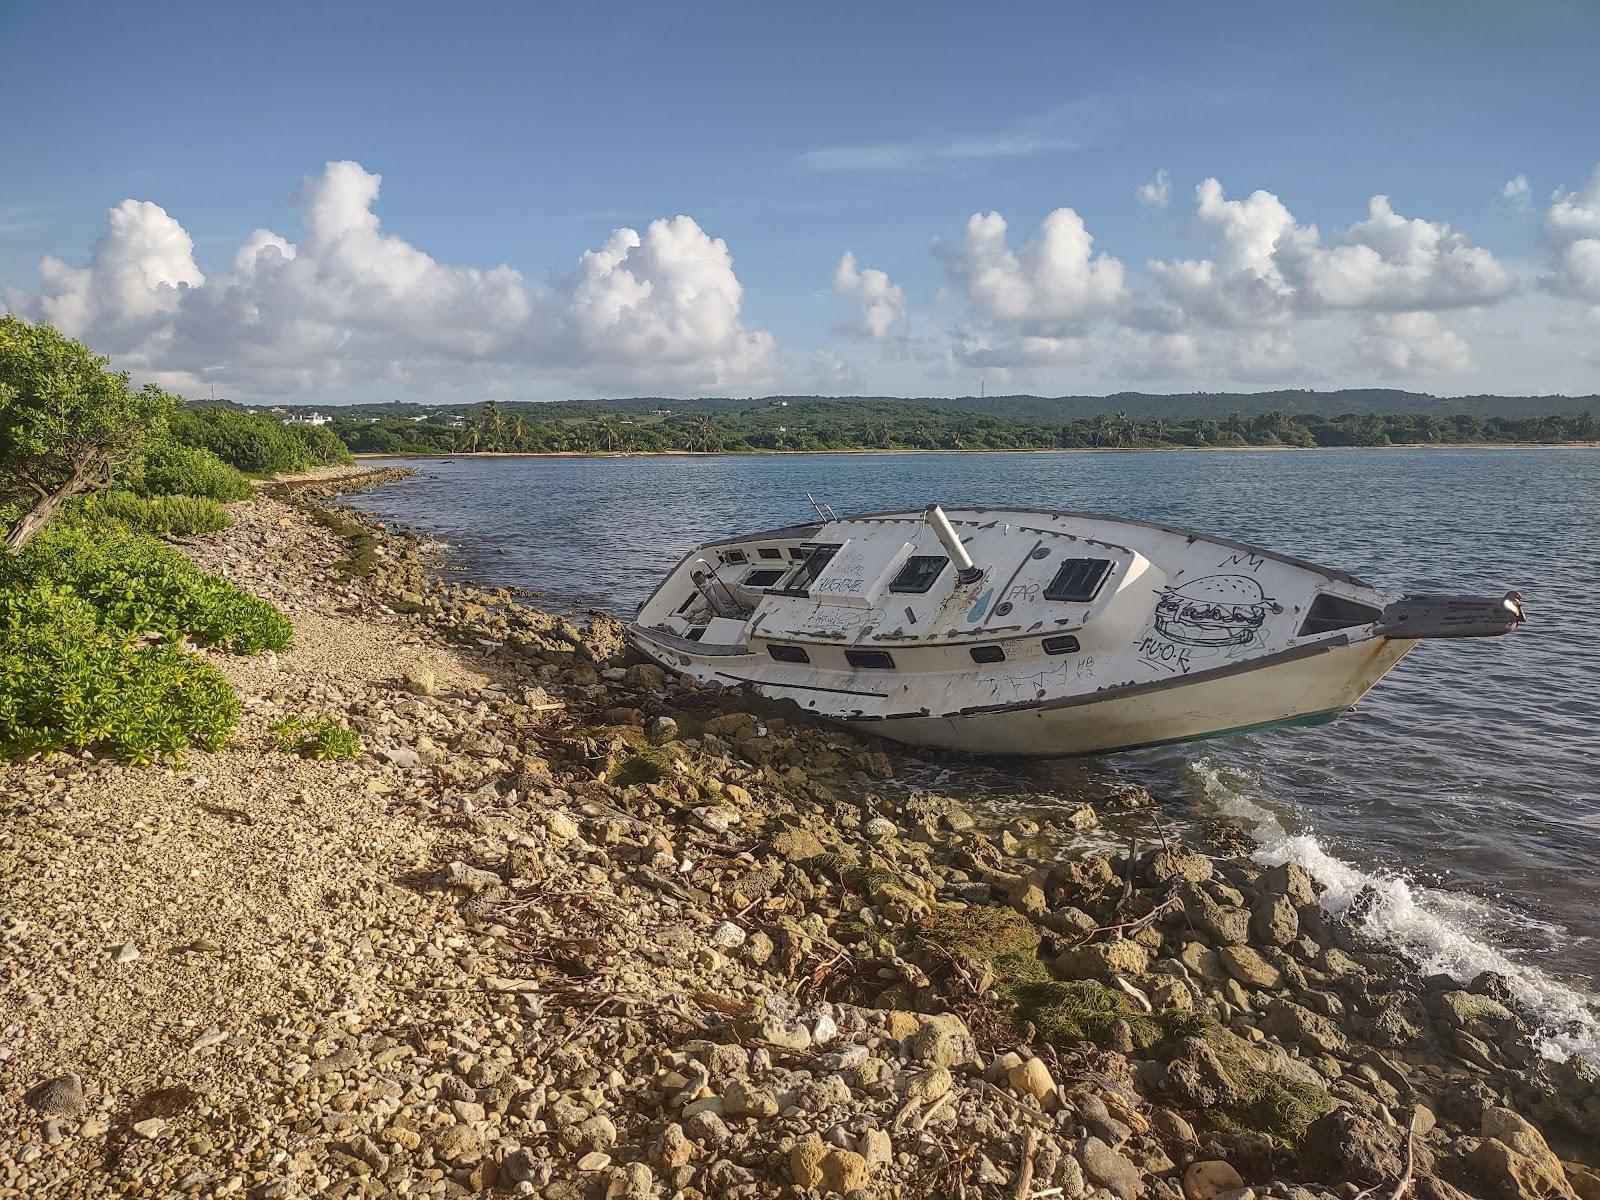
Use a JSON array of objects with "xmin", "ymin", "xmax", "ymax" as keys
[{"xmin": 924, "ymin": 504, "xmax": 984, "ymax": 585}]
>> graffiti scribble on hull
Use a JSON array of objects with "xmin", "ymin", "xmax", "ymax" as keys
[{"xmin": 1153, "ymin": 575, "xmax": 1283, "ymax": 648}]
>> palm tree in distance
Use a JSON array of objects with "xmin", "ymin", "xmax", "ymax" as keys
[{"xmin": 688, "ymin": 415, "xmax": 718, "ymax": 452}]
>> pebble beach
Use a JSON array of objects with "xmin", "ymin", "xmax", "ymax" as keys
[{"xmin": 4, "ymin": 468, "xmax": 1598, "ymax": 1200}]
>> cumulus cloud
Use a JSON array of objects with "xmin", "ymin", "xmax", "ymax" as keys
[
  {"xmin": 941, "ymin": 207, "xmax": 1128, "ymax": 326},
  {"xmin": 812, "ymin": 349, "xmax": 859, "ymax": 391},
  {"xmin": 1358, "ymin": 312, "xmax": 1472, "ymax": 376},
  {"xmin": 1149, "ymin": 179, "xmax": 1513, "ymax": 328},
  {"xmin": 9, "ymin": 161, "xmax": 777, "ymax": 398},
  {"xmin": 32, "ymin": 199, "xmax": 204, "ymax": 354},
  {"xmin": 1540, "ymin": 164, "xmax": 1600, "ymax": 303},
  {"xmin": 831, "ymin": 251, "xmax": 906, "ymax": 341},
  {"xmin": 1136, "ymin": 169, "xmax": 1172, "ymax": 208},
  {"xmin": 1501, "ymin": 175, "xmax": 1532, "ymax": 212}
]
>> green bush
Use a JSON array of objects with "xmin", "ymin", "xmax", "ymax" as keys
[
  {"xmin": 270, "ymin": 715, "xmax": 361, "ymax": 761},
  {"xmin": 0, "ymin": 584, "xmax": 240, "ymax": 764},
  {"xmin": 0, "ymin": 514, "xmax": 291, "ymax": 654},
  {"xmin": 168, "ymin": 408, "xmax": 320, "ymax": 474},
  {"xmin": 83, "ymin": 490, "xmax": 234, "ymax": 536},
  {"xmin": 138, "ymin": 442, "xmax": 254, "ymax": 501},
  {"xmin": 288, "ymin": 423, "xmax": 355, "ymax": 466}
]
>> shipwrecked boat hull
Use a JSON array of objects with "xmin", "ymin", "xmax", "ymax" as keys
[
  {"xmin": 627, "ymin": 507, "xmax": 1522, "ymax": 757},
  {"xmin": 865, "ymin": 635, "xmax": 1415, "ymax": 756}
]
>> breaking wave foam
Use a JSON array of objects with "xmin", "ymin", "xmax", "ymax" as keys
[{"xmin": 1186, "ymin": 757, "xmax": 1600, "ymax": 1065}]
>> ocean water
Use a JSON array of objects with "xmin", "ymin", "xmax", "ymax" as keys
[{"xmin": 349, "ymin": 448, "xmax": 1600, "ymax": 1059}]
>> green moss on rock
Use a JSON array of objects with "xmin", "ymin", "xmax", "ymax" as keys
[
  {"xmin": 612, "ymin": 746, "xmax": 674, "ymax": 786},
  {"xmin": 916, "ymin": 905, "xmax": 1050, "ymax": 987},
  {"xmin": 1167, "ymin": 1027, "xmax": 1333, "ymax": 1148},
  {"xmin": 1011, "ymin": 979, "xmax": 1209, "ymax": 1051}
]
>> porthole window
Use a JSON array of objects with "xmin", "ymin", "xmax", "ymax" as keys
[
  {"xmin": 767, "ymin": 643, "xmax": 811, "ymax": 663},
  {"xmin": 743, "ymin": 568, "xmax": 786, "ymax": 588},
  {"xmin": 969, "ymin": 645, "xmax": 1006, "ymax": 664},
  {"xmin": 1042, "ymin": 634, "xmax": 1081, "ymax": 655},
  {"xmin": 758, "ymin": 547, "xmax": 784, "ymax": 559},
  {"xmin": 1044, "ymin": 559, "xmax": 1113, "ymax": 603},
  {"xmin": 845, "ymin": 649, "xmax": 895, "ymax": 670}
]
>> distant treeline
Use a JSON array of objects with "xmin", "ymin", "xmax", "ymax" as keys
[{"xmin": 330, "ymin": 399, "xmax": 1600, "ymax": 456}]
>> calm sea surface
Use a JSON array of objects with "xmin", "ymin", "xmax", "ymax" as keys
[{"xmin": 350, "ymin": 448, "xmax": 1600, "ymax": 1058}]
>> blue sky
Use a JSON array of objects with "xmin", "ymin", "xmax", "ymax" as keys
[{"xmin": 3, "ymin": 0, "xmax": 1598, "ymax": 402}]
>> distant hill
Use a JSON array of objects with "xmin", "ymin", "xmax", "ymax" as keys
[{"xmin": 251, "ymin": 389, "xmax": 1597, "ymax": 423}]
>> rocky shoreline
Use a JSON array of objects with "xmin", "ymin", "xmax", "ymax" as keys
[{"xmin": 3, "ymin": 468, "xmax": 1597, "ymax": 1200}]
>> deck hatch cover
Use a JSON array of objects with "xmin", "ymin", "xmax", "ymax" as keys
[
  {"xmin": 845, "ymin": 648, "xmax": 895, "ymax": 670},
  {"xmin": 1044, "ymin": 558, "xmax": 1113, "ymax": 603},
  {"xmin": 771, "ymin": 543, "xmax": 841, "ymax": 596},
  {"xmin": 743, "ymin": 567, "xmax": 786, "ymax": 588},
  {"xmin": 888, "ymin": 554, "xmax": 949, "ymax": 594}
]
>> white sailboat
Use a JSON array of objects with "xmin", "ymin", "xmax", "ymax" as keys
[{"xmin": 626, "ymin": 505, "xmax": 1524, "ymax": 756}]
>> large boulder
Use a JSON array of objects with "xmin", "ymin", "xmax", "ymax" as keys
[
  {"xmin": 1218, "ymin": 944, "xmax": 1281, "ymax": 990},
  {"xmin": 1259, "ymin": 861, "xmax": 1318, "ymax": 907},
  {"xmin": 1251, "ymin": 893, "xmax": 1299, "ymax": 947},
  {"xmin": 1078, "ymin": 1135, "xmax": 1144, "ymax": 1200},
  {"xmin": 1468, "ymin": 1138, "xmax": 1570, "ymax": 1200},
  {"xmin": 1183, "ymin": 1160, "xmax": 1245, "ymax": 1200},
  {"xmin": 1479, "ymin": 1109, "xmax": 1566, "ymax": 1184},
  {"xmin": 1055, "ymin": 939, "xmax": 1150, "ymax": 981},
  {"xmin": 1163, "ymin": 1029, "xmax": 1331, "ymax": 1146},
  {"xmin": 1262, "ymin": 998, "xmax": 1349, "ymax": 1056},
  {"xmin": 1182, "ymin": 884, "xmax": 1250, "ymax": 945},
  {"xmin": 1298, "ymin": 1107, "xmax": 1433, "ymax": 1186}
]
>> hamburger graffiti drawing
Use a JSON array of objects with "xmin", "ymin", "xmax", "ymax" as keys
[{"xmin": 1153, "ymin": 575, "xmax": 1283, "ymax": 648}]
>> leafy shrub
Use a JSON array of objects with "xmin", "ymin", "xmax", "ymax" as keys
[
  {"xmin": 168, "ymin": 408, "xmax": 319, "ymax": 474},
  {"xmin": 0, "ymin": 584, "xmax": 240, "ymax": 764},
  {"xmin": 0, "ymin": 514, "xmax": 292, "ymax": 654},
  {"xmin": 270, "ymin": 714, "xmax": 361, "ymax": 760},
  {"xmin": 288, "ymin": 423, "xmax": 355, "ymax": 466},
  {"xmin": 83, "ymin": 490, "xmax": 235, "ymax": 536},
  {"xmin": 138, "ymin": 442, "xmax": 254, "ymax": 501}
]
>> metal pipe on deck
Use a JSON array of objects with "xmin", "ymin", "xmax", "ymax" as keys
[{"xmin": 924, "ymin": 505, "xmax": 984, "ymax": 584}]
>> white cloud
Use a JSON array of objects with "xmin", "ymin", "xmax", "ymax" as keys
[
  {"xmin": 812, "ymin": 349, "xmax": 859, "ymax": 391},
  {"xmin": 33, "ymin": 199, "xmax": 204, "ymax": 353},
  {"xmin": 797, "ymin": 132, "xmax": 1073, "ymax": 174},
  {"xmin": 941, "ymin": 207, "xmax": 1129, "ymax": 326},
  {"xmin": 1501, "ymin": 175, "xmax": 1532, "ymax": 212},
  {"xmin": 1541, "ymin": 163, "xmax": 1600, "ymax": 303},
  {"xmin": 1357, "ymin": 312, "xmax": 1472, "ymax": 376},
  {"xmin": 1149, "ymin": 180, "xmax": 1513, "ymax": 329},
  {"xmin": 831, "ymin": 251, "xmax": 906, "ymax": 341},
  {"xmin": 1285, "ymin": 195, "xmax": 1514, "ymax": 311},
  {"xmin": 794, "ymin": 103, "xmax": 1096, "ymax": 175},
  {"xmin": 9, "ymin": 161, "xmax": 777, "ymax": 398},
  {"xmin": 1136, "ymin": 168, "xmax": 1172, "ymax": 208}
]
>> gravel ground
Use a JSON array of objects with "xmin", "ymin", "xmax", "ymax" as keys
[{"xmin": 3, "ymin": 472, "xmax": 1597, "ymax": 1200}]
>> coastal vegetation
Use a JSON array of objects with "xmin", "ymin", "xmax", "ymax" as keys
[
  {"xmin": 169, "ymin": 405, "xmax": 354, "ymax": 474},
  {"xmin": 0, "ymin": 317, "xmax": 296, "ymax": 765},
  {"xmin": 0, "ymin": 315, "xmax": 178, "ymax": 553},
  {"xmin": 0, "ymin": 510, "xmax": 290, "ymax": 762},
  {"xmin": 331, "ymin": 397, "xmax": 1600, "ymax": 456}
]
